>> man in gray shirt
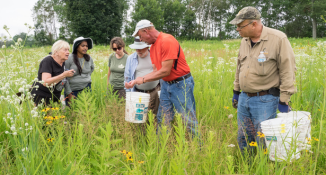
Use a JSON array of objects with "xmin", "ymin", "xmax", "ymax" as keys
[{"xmin": 124, "ymin": 37, "xmax": 160, "ymax": 115}]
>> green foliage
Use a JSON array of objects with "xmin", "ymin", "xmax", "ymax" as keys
[
  {"xmin": 65, "ymin": 0, "xmax": 128, "ymax": 44},
  {"xmin": 1, "ymin": 38, "xmax": 326, "ymax": 174}
]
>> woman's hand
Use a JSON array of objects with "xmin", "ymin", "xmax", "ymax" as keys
[{"xmin": 64, "ymin": 69, "xmax": 75, "ymax": 77}]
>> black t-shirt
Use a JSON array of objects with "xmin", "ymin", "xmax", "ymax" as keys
[
  {"xmin": 31, "ymin": 56, "xmax": 65, "ymax": 99},
  {"xmin": 250, "ymin": 39, "xmax": 256, "ymax": 48}
]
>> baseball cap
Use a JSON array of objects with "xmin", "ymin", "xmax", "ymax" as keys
[
  {"xmin": 132, "ymin": 19, "xmax": 154, "ymax": 37},
  {"xmin": 229, "ymin": 6, "xmax": 261, "ymax": 25}
]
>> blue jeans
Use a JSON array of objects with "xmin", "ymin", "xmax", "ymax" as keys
[
  {"xmin": 157, "ymin": 76, "xmax": 198, "ymax": 136},
  {"xmin": 237, "ymin": 92, "xmax": 279, "ymax": 151},
  {"xmin": 65, "ymin": 83, "xmax": 92, "ymax": 105}
]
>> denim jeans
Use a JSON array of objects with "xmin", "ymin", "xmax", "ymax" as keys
[
  {"xmin": 157, "ymin": 76, "xmax": 198, "ymax": 136},
  {"xmin": 237, "ymin": 92, "xmax": 279, "ymax": 151},
  {"xmin": 65, "ymin": 83, "xmax": 92, "ymax": 105}
]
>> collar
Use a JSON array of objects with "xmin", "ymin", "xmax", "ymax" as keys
[{"xmin": 244, "ymin": 26, "xmax": 269, "ymax": 42}]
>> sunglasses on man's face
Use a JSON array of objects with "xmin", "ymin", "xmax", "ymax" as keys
[{"xmin": 113, "ymin": 47, "xmax": 122, "ymax": 51}]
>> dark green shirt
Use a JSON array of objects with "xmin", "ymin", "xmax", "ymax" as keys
[{"xmin": 108, "ymin": 53, "xmax": 128, "ymax": 89}]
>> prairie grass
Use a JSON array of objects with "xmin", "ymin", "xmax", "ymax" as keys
[{"xmin": 0, "ymin": 37, "xmax": 325, "ymax": 174}]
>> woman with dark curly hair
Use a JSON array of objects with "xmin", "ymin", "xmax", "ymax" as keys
[
  {"xmin": 64, "ymin": 37, "xmax": 95, "ymax": 104},
  {"xmin": 107, "ymin": 37, "xmax": 128, "ymax": 99}
]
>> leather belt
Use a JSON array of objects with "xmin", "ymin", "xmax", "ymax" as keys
[
  {"xmin": 135, "ymin": 84, "xmax": 159, "ymax": 93},
  {"xmin": 245, "ymin": 90, "xmax": 269, "ymax": 97},
  {"xmin": 166, "ymin": 73, "xmax": 191, "ymax": 84}
]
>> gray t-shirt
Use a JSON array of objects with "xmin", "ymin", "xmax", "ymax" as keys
[
  {"xmin": 108, "ymin": 53, "xmax": 128, "ymax": 89},
  {"xmin": 135, "ymin": 53, "xmax": 159, "ymax": 90},
  {"xmin": 64, "ymin": 54, "xmax": 94, "ymax": 94}
]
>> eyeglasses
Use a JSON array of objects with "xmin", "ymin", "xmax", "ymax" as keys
[
  {"xmin": 237, "ymin": 21, "xmax": 253, "ymax": 30},
  {"xmin": 113, "ymin": 47, "xmax": 122, "ymax": 51}
]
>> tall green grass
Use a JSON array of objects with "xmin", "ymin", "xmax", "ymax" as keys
[{"xmin": 0, "ymin": 38, "xmax": 325, "ymax": 174}]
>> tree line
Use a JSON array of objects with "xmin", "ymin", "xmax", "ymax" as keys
[{"xmin": 3, "ymin": 0, "xmax": 326, "ymax": 47}]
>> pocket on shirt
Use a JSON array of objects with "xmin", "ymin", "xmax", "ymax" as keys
[
  {"xmin": 254, "ymin": 57, "xmax": 277, "ymax": 76},
  {"xmin": 238, "ymin": 55, "xmax": 247, "ymax": 71}
]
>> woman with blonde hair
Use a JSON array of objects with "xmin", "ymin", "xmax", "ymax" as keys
[
  {"xmin": 107, "ymin": 37, "xmax": 128, "ymax": 99},
  {"xmin": 31, "ymin": 40, "xmax": 75, "ymax": 106}
]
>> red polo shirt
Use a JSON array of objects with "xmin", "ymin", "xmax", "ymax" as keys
[{"xmin": 150, "ymin": 32, "xmax": 190, "ymax": 81}]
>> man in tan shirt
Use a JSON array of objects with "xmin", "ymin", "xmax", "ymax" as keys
[{"xmin": 230, "ymin": 6, "xmax": 296, "ymax": 151}]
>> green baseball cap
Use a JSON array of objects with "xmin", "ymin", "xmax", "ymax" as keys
[{"xmin": 230, "ymin": 6, "xmax": 261, "ymax": 25}]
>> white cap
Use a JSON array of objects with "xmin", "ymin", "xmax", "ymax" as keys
[
  {"xmin": 129, "ymin": 36, "xmax": 151, "ymax": 49},
  {"xmin": 132, "ymin": 19, "xmax": 154, "ymax": 37}
]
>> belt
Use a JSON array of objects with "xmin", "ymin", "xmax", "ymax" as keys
[
  {"xmin": 245, "ymin": 90, "xmax": 269, "ymax": 97},
  {"xmin": 166, "ymin": 73, "xmax": 191, "ymax": 84},
  {"xmin": 135, "ymin": 84, "xmax": 159, "ymax": 93}
]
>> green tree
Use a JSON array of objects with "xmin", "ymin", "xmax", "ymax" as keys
[
  {"xmin": 65, "ymin": 0, "xmax": 128, "ymax": 44},
  {"xmin": 161, "ymin": 0, "xmax": 186, "ymax": 37},
  {"xmin": 125, "ymin": 0, "xmax": 164, "ymax": 37}
]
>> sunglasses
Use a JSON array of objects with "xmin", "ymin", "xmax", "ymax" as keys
[{"xmin": 113, "ymin": 47, "xmax": 122, "ymax": 51}]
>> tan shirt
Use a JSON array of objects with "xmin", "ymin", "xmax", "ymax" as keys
[{"xmin": 234, "ymin": 26, "xmax": 296, "ymax": 103}]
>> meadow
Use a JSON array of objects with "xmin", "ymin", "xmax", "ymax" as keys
[{"xmin": 0, "ymin": 37, "xmax": 325, "ymax": 174}]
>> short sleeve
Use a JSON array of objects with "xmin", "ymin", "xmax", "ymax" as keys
[
  {"xmin": 161, "ymin": 37, "xmax": 179, "ymax": 62},
  {"xmin": 108, "ymin": 54, "xmax": 113, "ymax": 67},
  {"xmin": 39, "ymin": 58, "xmax": 53, "ymax": 74}
]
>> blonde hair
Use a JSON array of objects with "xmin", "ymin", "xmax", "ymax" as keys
[{"xmin": 52, "ymin": 40, "xmax": 70, "ymax": 54}]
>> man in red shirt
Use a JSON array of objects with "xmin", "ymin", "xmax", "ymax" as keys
[{"xmin": 126, "ymin": 19, "xmax": 198, "ymax": 136}]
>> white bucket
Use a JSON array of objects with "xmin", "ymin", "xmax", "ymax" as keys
[
  {"xmin": 277, "ymin": 111, "xmax": 311, "ymax": 151},
  {"xmin": 261, "ymin": 117, "xmax": 300, "ymax": 162},
  {"xmin": 158, "ymin": 90, "xmax": 161, "ymax": 99},
  {"xmin": 125, "ymin": 92, "xmax": 150, "ymax": 123}
]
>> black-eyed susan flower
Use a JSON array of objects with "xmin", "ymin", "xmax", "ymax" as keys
[
  {"xmin": 54, "ymin": 116, "xmax": 59, "ymax": 120},
  {"xmin": 264, "ymin": 148, "xmax": 268, "ymax": 154},
  {"xmin": 46, "ymin": 121, "xmax": 53, "ymax": 125},
  {"xmin": 138, "ymin": 161, "xmax": 144, "ymax": 164},
  {"xmin": 127, "ymin": 156, "xmax": 133, "ymax": 162},
  {"xmin": 120, "ymin": 150, "xmax": 126, "ymax": 155},
  {"xmin": 60, "ymin": 115, "xmax": 65, "ymax": 119},
  {"xmin": 257, "ymin": 131, "xmax": 265, "ymax": 138},
  {"xmin": 249, "ymin": 141, "xmax": 257, "ymax": 147},
  {"xmin": 47, "ymin": 138, "xmax": 54, "ymax": 142}
]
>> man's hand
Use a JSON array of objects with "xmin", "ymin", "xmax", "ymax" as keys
[
  {"xmin": 232, "ymin": 90, "xmax": 240, "ymax": 109},
  {"xmin": 67, "ymin": 93, "xmax": 74, "ymax": 100},
  {"xmin": 278, "ymin": 101, "xmax": 291, "ymax": 113},
  {"xmin": 127, "ymin": 77, "xmax": 143, "ymax": 88}
]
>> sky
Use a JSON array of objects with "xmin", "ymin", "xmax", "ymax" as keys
[{"xmin": 0, "ymin": 0, "xmax": 38, "ymax": 38}]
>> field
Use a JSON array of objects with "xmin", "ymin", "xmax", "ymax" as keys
[{"xmin": 0, "ymin": 38, "xmax": 325, "ymax": 174}]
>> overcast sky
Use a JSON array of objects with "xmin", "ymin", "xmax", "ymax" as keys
[{"xmin": 0, "ymin": 0, "xmax": 38, "ymax": 38}]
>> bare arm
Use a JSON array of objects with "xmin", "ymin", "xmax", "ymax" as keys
[
  {"xmin": 42, "ymin": 70, "xmax": 74, "ymax": 87},
  {"xmin": 127, "ymin": 60, "xmax": 173, "ymax": 87}
]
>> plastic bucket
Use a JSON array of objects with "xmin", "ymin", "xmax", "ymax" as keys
[
  {"xmin": 158, "ymin": 90, "xmax": 161, "ymax": 99},
  {"xmin": 125, "ymin": 92, "xmax": 150, "ymax": 123},
  {"xmin": 277, "ymin": 111, "xmax": 311, "ymax": 151},
  {"xmin": 261, "ymin": 117, "xmax": 300, "ymax": 162}
]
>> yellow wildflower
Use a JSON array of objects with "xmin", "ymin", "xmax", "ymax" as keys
[
  {"xmin": 46, "ymin": 121, "xmax": 53, "ymax": 125},
  {"xmin": 308, "ymin": 141, "xmax": 311, "ymax": 144},
  {"xmin": 280, "ymin": 130, "xmax": 286, "ymax": 134},
  {"xmin": 126, "ymin": 151, "xmax": 132, "ymax": 157},
  {"xmin": 264, "ymin": 148, "xmax": 268, "ymax": 154},
  {"xmin": 47, "ymin": 138, "xmax": 54, "ymax": 142},
  {"xmin": 224, "ymin": 106, "xmax": 229, "ymax": 110},
  {"xmin": 61, "ymin": 115, "xmax": 66, "ymax": 119},
  {"xmin": 138, "ymin": 161, "xmax": 144, "ymax": 164},
  {"xmin": 54, "ymin": 116, "xmax": 60, "ymax": 120},
  {"xmin": 280, "ymin": 124, "xmax": 285, "ymax": 127},
  {"xmin": 127, "ymin": 156, "xmax": 133, "ymax": 162},
  {"xmin": 313, "ymin": 137, "xmax": 319, "ymax": 142},
  {"xmin": 249, "ymin": 141, "xmax": 257, "ymax": 147},
  {"xmin": 120, "ymin": 150, "xmax": 126, "ymax": 155},
  {"xmin": 257, "ymin": 131, "xmax": 265, "ymax": 138}
]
